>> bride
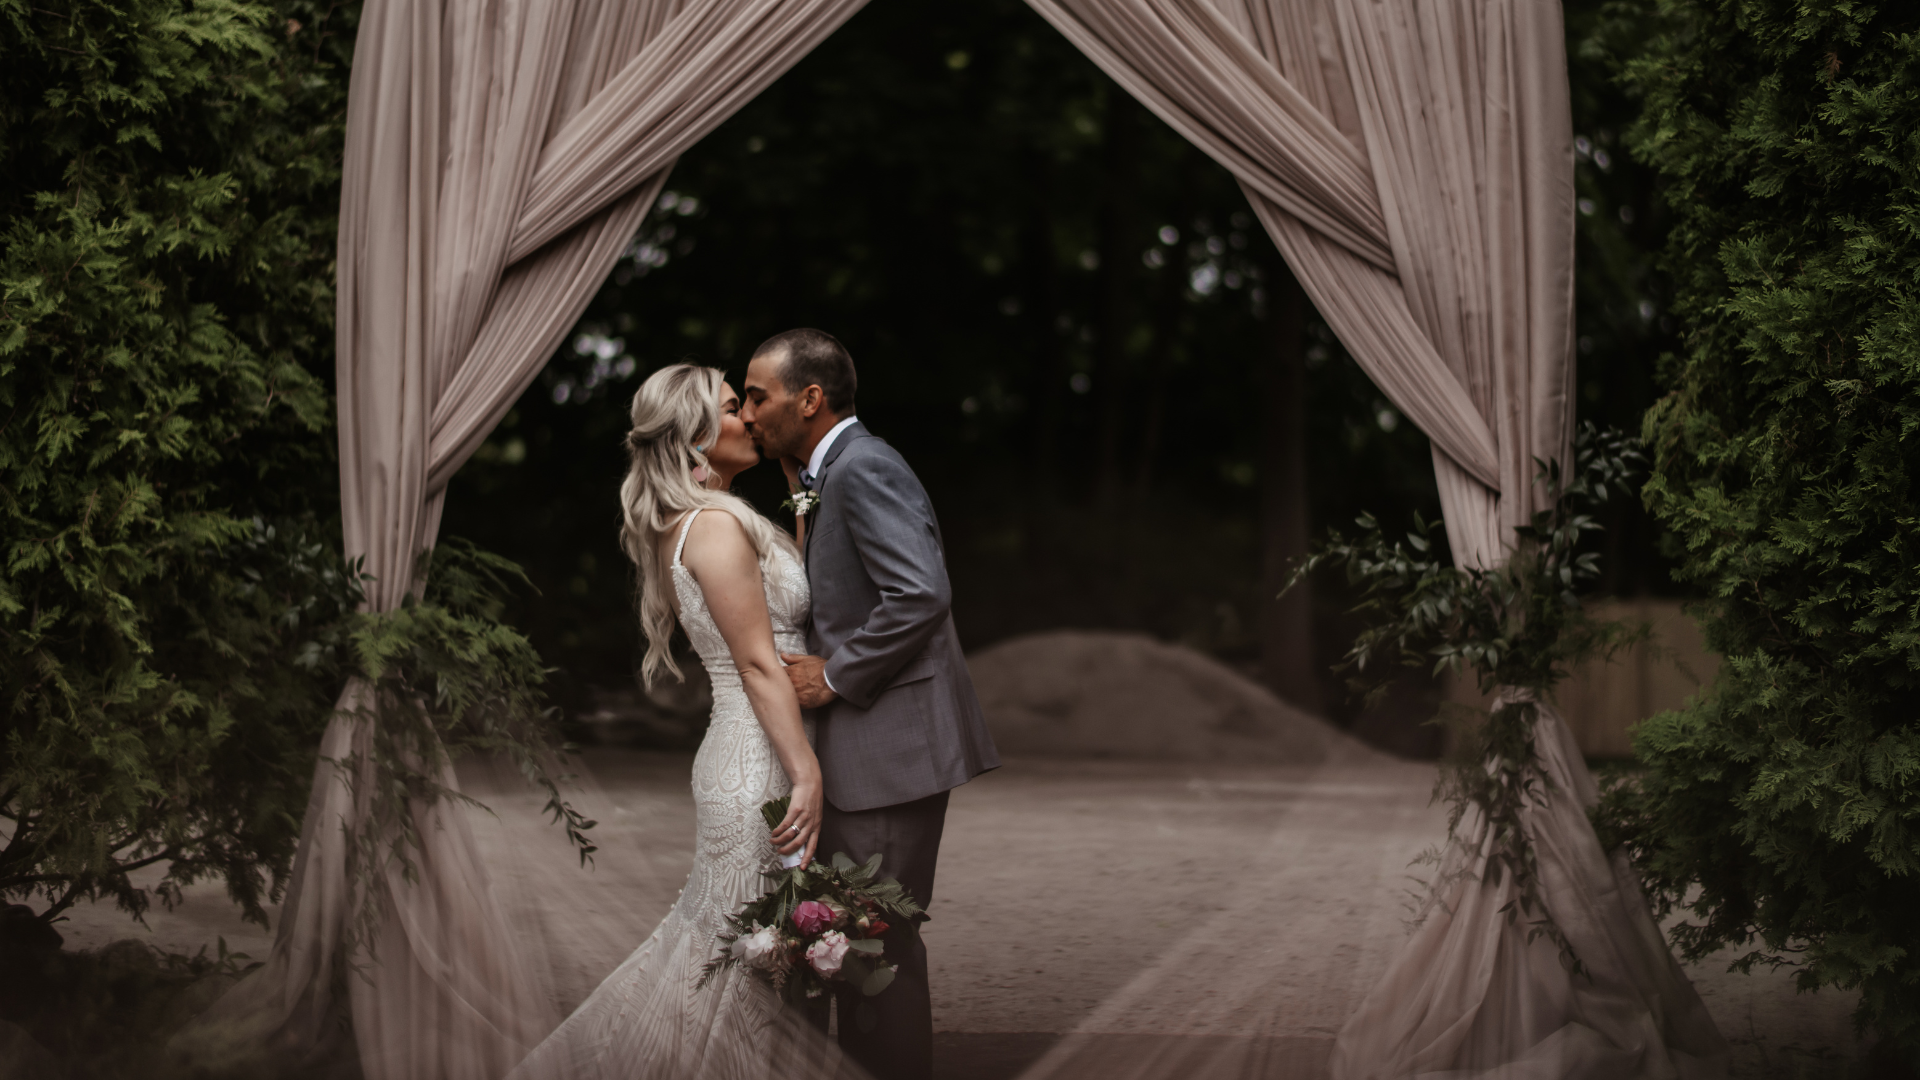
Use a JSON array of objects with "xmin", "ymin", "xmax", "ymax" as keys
[{"xmin": 509, "ymin": 363, "xmax": 839, "ymax": 1080}]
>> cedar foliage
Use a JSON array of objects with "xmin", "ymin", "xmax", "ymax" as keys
[{"xmin": 1602, "ymin": 0, "xmax": 1920, "ymax": 1052}]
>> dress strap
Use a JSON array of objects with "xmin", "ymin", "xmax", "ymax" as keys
[{"xmin": 671, "ymin": 508, "xmax": 703, "ymax": 569}]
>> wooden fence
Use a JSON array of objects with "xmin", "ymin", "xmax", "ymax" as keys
[{"xmin": 1443, "ymin": 598, "xmax": 1718, "ymax": 759}]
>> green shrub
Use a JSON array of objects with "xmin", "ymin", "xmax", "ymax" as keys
[
  {"xmin": 0, "ymin": 0, "xmax": 585, "ymax": 966},
  {"xmin": 1603, "ymin": 0, "xmax": 1920, "ymax": 1054},
  {"xmin": 0, "ymin": 0, "xmax": 358, "ymax": 928}
]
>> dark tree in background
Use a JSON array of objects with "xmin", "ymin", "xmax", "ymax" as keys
[
  {"xmin": 1566, "ymin": 0, "xmax": 1684, "ymax": 601},
  {"xmin": 442, "ymin": 0, "xmax": 1440, "ymax": 727},
  {"xmin": 443, "ymin": 0, "xmax": 1676, "ymax": 741},
  {"xmin": 1255, "ymin": 264, "xmax": 1318, "ymax": 712},
  {"xmin": 1, "ymin": 0, "xmax": 565, "ymax": 951}
]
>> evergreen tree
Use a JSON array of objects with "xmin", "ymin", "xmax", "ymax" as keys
[{"xmin": 1604, "ymin": 0, "xmax": 1920, "ymax": 1054}]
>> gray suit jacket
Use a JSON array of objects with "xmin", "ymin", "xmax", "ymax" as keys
[{"xmin": 804, "ymin": 422, "xmax": 1000, "ymax": 811}]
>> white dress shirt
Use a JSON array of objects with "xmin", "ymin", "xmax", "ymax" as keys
[{"xmin": 804, "ymin": 415, "xmax": 861, "ymax": 487}]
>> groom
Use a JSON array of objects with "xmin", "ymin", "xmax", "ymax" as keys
[{"xmin": 741, "ymin": 328, "xmax": 1000, "ymax": 1080}]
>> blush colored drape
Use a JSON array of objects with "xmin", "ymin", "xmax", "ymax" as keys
[
  {"xmin": 176, "ymin": 3, "xmax": 867, "ymax": 1079},
  {"xmin": 1024, "ymin": 1, "xmax": 1729, "ymax": 1076}
]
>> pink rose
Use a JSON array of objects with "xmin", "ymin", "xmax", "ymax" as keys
[
  {"xmin": 806, "ymin": 930, "xmax": 851, "ymax": 978},
  {"xmin": 792, "ymin": 900, "xmax": 836, "ymax": 936}
]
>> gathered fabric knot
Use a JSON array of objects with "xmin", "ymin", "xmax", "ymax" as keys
[{"xmin": 1491, "ymin": 685, "xmax": 1541, "ymax": 710}]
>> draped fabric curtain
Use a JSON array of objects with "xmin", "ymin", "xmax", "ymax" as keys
[
  {"xmin": 178, "ymin": 3, "xmax": 868, "ymax": 1079},
  {"xmin": 174, "ymin": 1, "xmax": 1730, "ymax": 1077},
  {"xmin": 1025, "ymin": 1, "xmax": 1729, "ymax": 1075}
]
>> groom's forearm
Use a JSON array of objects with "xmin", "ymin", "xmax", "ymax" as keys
[
  {"xmin": 823, "ymin": 583, "xmax": 949, "ymax": 709},
  {"xmin": 821, "ymin": 543, "xmax": 950, "ymax": 708}
]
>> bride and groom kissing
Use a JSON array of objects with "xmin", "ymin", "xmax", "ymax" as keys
[{"xmin": 507, "ymin": 329, "xmax": 1001, "ymax": 1080}]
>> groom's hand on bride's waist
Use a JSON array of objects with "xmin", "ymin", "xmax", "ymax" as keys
[{"xmin": 780, "ymin": 653, "xmax": 839, "ymax": 708}]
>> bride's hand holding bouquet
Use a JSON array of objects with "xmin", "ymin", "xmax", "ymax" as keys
[{"xmin": 700, "ymin": 797, "xmax": 924, "ymax": 1005}]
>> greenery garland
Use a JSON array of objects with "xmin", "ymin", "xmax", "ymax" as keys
[
  {"xmin": 330, "ymin": 541, "xmax": 598, "ymax": 961},
  {"xmin": 1284, "ymin": 423, "xmax": 1646, "ymax": 967}
]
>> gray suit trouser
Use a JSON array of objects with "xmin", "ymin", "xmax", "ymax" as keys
[{"xmin": 807, "ymin": 790, "xmax": 950, "ymax": 1080}]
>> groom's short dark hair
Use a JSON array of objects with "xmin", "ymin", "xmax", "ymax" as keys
[{"xmin": 755, "ymin": 328, "xmax": 856, "ymax": 416}]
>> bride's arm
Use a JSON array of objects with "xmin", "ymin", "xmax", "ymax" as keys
[{"xmin": 680, "ymin": 510, "xmax": 823, "ymax": 866}]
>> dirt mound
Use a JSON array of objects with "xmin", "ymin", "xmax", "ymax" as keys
[{"xmin": 966, "ymin": 630, "xmax": 1382, "ymax": 764}]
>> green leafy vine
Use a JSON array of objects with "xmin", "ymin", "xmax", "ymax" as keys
[
  {"xmin": 330, "ymin": 540, "xmax": 598, "ymax": 962},
  {"xmin": 1284, "ymin": 423, "xmax": 1648, "ymax": 970}
]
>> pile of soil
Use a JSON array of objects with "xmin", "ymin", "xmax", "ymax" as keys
[{"xmin": 966, "ymin": 630, "xmax": 1383, "ymax": 764}]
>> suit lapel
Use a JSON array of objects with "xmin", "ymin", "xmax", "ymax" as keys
[
  {"xmin": 803, "ymin": 421, "xmax": 868, "ymax": 569},
  {"xmin": 818, "ymin": 420, "xmax": 867, "ymax": 474},
  {"xmin": 804, "ymin": 496, "xmax": 816, "ymax": 566}
]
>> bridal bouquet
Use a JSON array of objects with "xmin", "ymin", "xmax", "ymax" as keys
[{"xmin": 699, "ymin": 797, "xmax": 924, "ymax": 1003}]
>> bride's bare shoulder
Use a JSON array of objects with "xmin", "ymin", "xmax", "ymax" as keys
[{"xmin": 676, "ymin": 508, "xmax": 757, "ymax": 577}]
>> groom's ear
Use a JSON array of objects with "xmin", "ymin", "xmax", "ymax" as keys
[{"xmin": 799, "ymin": 384, "xmax": 826, "ymax": 419}]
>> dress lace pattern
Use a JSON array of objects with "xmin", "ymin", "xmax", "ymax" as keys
[{"xmin": 509, "ymin": 510, "xmax": 813, "ymax": 1080}]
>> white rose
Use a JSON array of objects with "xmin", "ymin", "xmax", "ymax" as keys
[
  {"xmin": 805, "ymin": 930, "xmax": 851, "ymax": 978},
  {"xmin": 731, "ymin": 925, "xmax": 782, "ymax": 970}
]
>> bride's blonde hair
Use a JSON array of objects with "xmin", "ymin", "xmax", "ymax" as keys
[{"xmin": 620, "ymin": 364, "xmax": 798, "ymax": 688}]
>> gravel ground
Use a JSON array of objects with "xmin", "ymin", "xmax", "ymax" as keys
[{"xmin": 56, "ymin": 749, "xmax": 1866, "ymax": 1079}]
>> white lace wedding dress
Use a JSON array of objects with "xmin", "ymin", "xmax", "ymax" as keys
[{"xmin": 509, "ymin": 510, "xmax": 833, "ymax": 1080}]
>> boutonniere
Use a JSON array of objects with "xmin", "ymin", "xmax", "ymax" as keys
[{"xmin": 782, "ymin": 490, "xmax": 821, "ymax": 517}]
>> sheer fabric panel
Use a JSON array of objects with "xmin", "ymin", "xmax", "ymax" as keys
[
  {"xmin": 1327, "ymin": 696, "xmax": 1728, "ymax": 1079},
  {"xmin": 175, "ymin": 3, "xmax": 869, "ymax": 1079},
  {"xmin": 1025, "ymin": 1, "xmax": 1728, "ymax": 1076}
]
